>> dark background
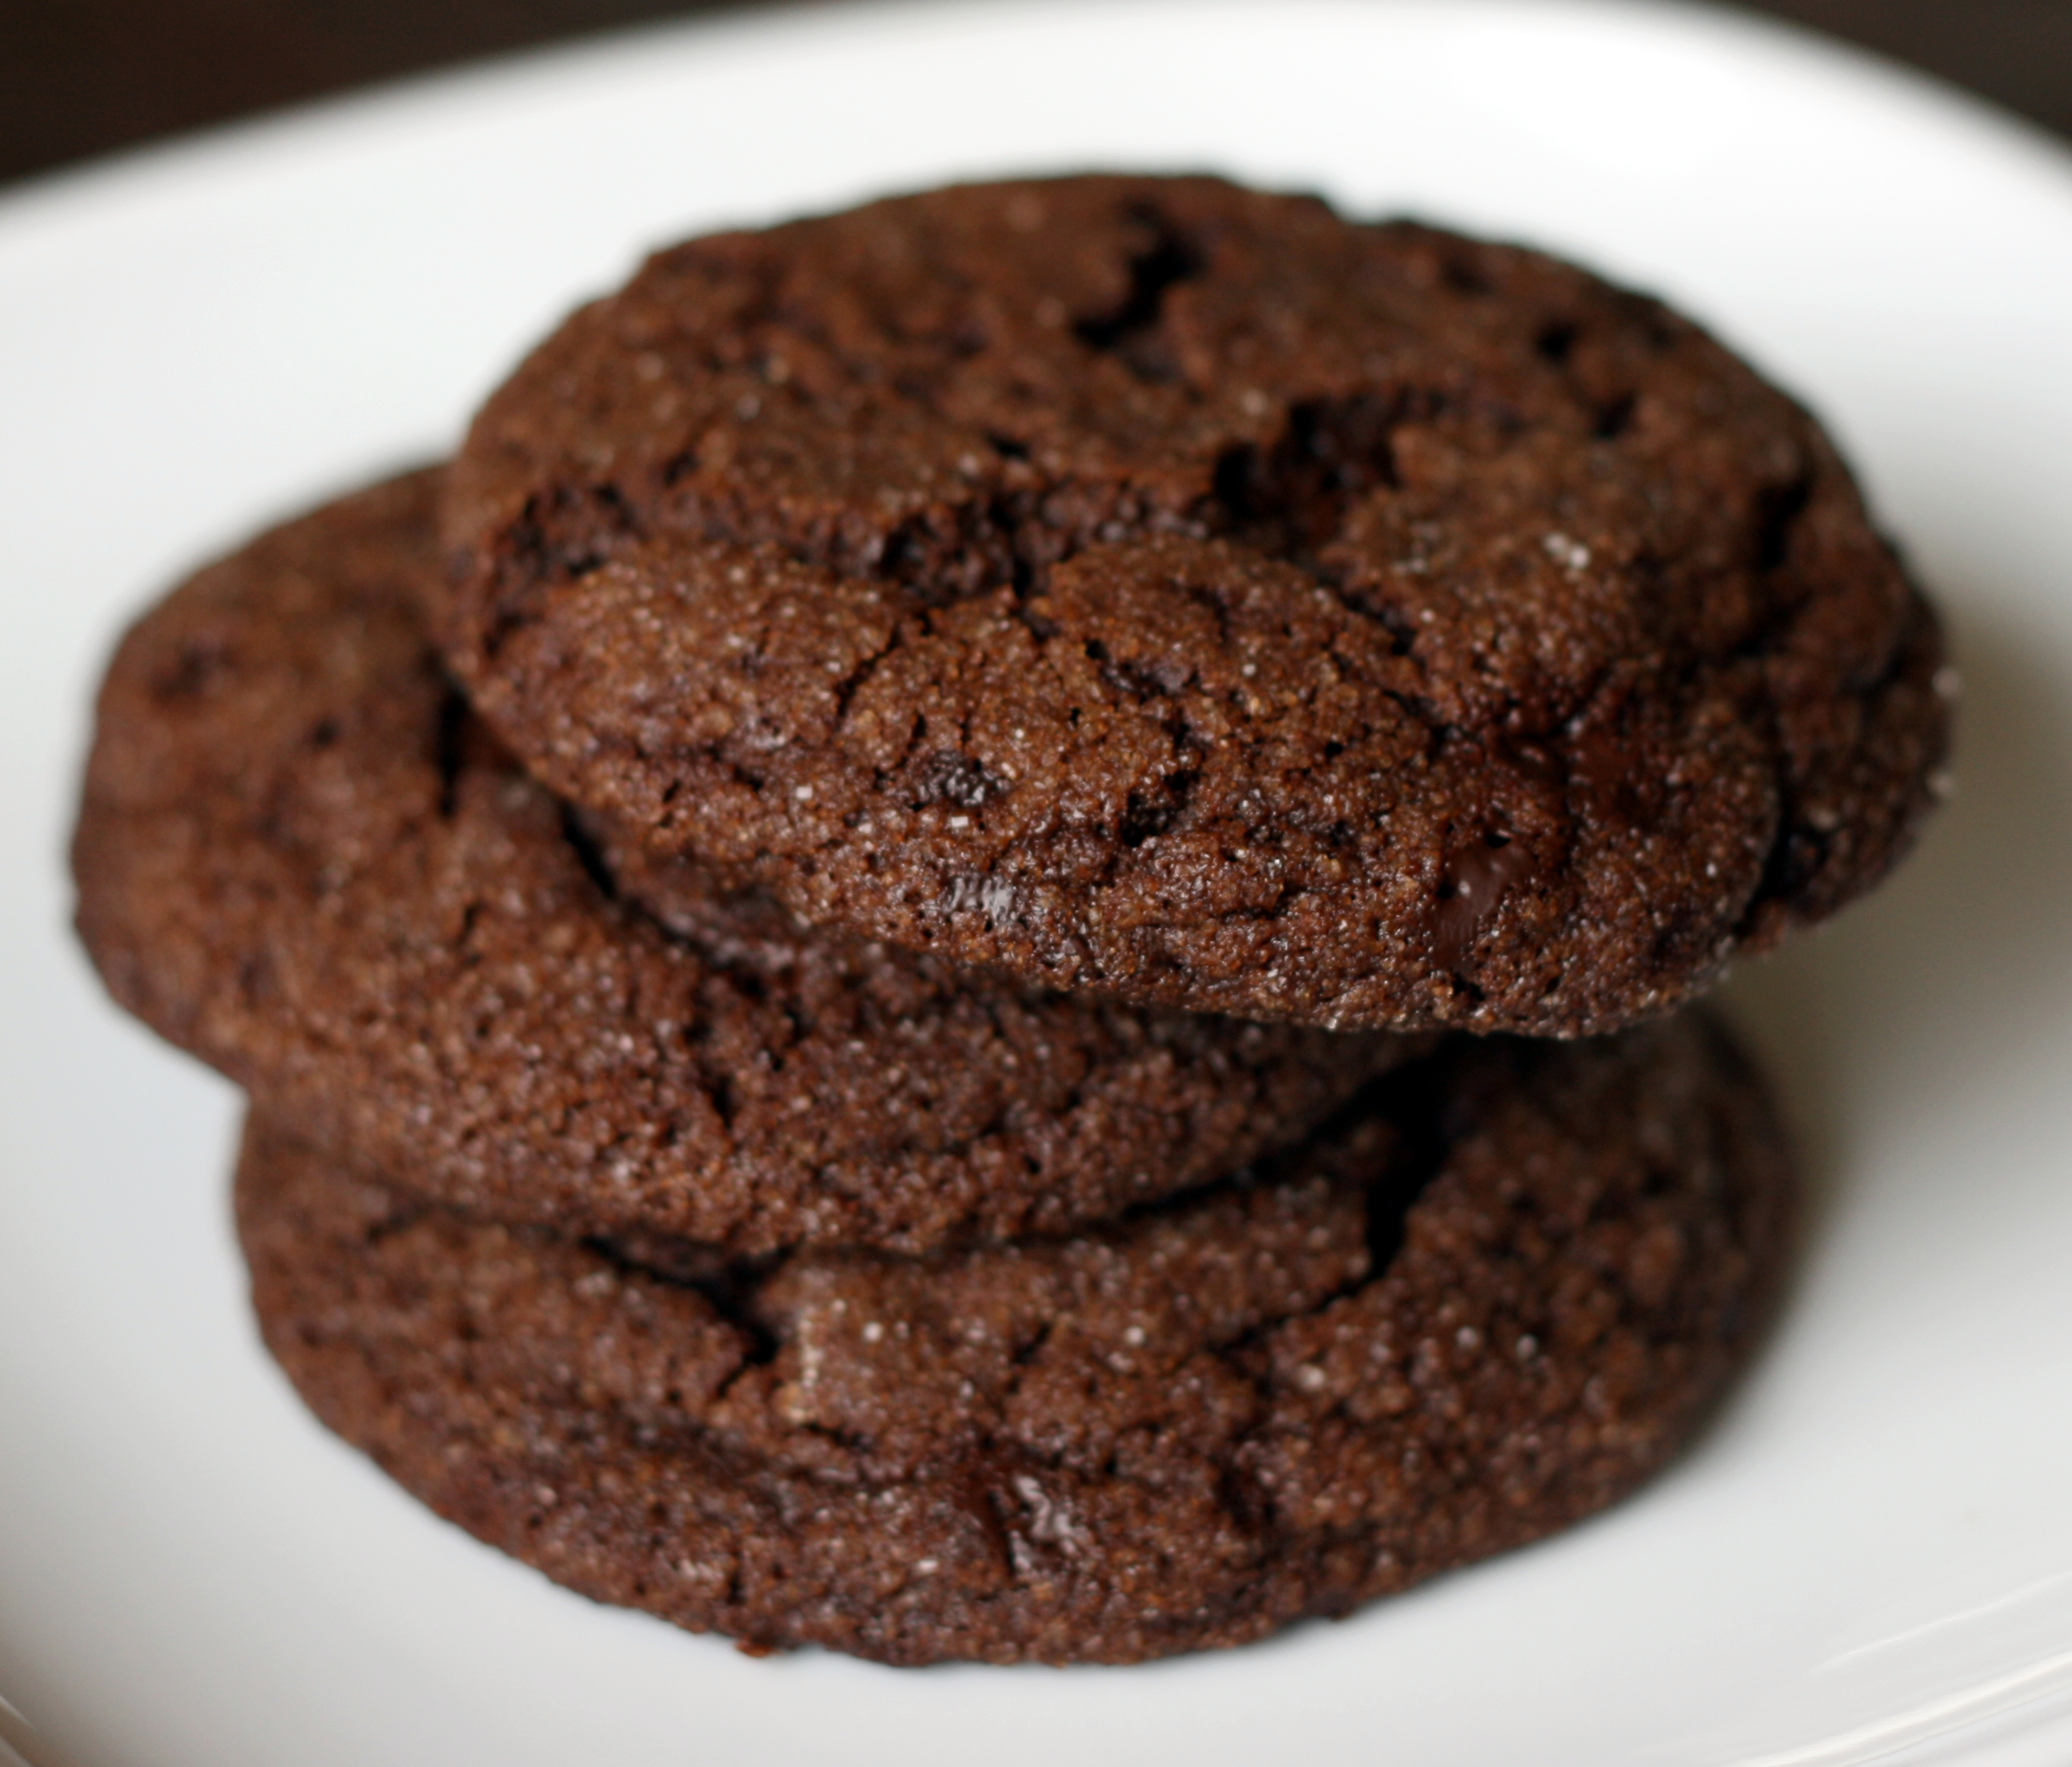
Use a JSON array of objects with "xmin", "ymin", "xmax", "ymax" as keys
[{"xmin": 2, "ymin": 0, "xmax": 2070, "ymax": 190}]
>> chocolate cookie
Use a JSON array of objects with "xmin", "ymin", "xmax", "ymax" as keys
[
  {"xmin": 240, "ymin": 1010, "xmax": 1792, "ymax": 1665},
  {"xmin": 72, "ymin": 469, "xmax": 1415, "ymax": 1255},
  {"xmin": 438, "ymin": 174, "xmax": 1949, "ymax": 1035}
]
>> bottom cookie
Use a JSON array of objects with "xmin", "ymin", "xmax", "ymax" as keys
[{"xmin": 238, "ymin": 1011, "xmax": 1792, "ymax": 1666}]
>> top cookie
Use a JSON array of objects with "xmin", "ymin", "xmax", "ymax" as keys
[{"xmin": 439, "ymin": 174, "xmax": 1950, "ymax": 1035}]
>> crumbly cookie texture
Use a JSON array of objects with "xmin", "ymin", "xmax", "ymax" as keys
[
  {"xmin": 72, "ymin": 469, "xmax": 1415, "ymax": 1255},
  {"xmin": 438, "ymin": 174, "xmax": 1948, "ymax": 1035},
  {"xmin": 241, "ymin": 1011, "xmax": 1793, "ymax": 1665}
]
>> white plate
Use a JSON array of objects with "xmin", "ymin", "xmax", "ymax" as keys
[{"xmin": 4, "ymin": 2, "xmax": 2071, "ymax": 1762}]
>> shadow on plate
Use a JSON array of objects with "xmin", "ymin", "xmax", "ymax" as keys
[{"xmin": 1725, "ymin": 606, "xmax": 2072, "ymax": 1245}]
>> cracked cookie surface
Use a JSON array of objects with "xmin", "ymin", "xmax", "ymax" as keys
[
  {"xmin": 72, "ymin": 469, "xmax": 1415, "ymax": 1255},
  {"xmin": 239, "ymin": 1010, "xmax": 1793, "ymax": 1665},
  {"xmin": 440, "ymin": 174, "xmax": 1950, "ymax": 1034}
]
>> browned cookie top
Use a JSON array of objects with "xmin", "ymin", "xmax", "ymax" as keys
[
  {"xmin": 241, "ymin": 1011, "xmax": 1794, "ymax": 1666},
  {"xmin": 72, "ymin": 469, "xmax": 1415, "ymax": 1255},
  {"xmin": 440, "ymin": 174, "xmax": 1948, "ymax": 1035}
]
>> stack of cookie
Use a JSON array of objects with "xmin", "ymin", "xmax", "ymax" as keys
[{"xmin": 71, "ymin": 177, "xmax": 1949, "ymax": 1665}]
